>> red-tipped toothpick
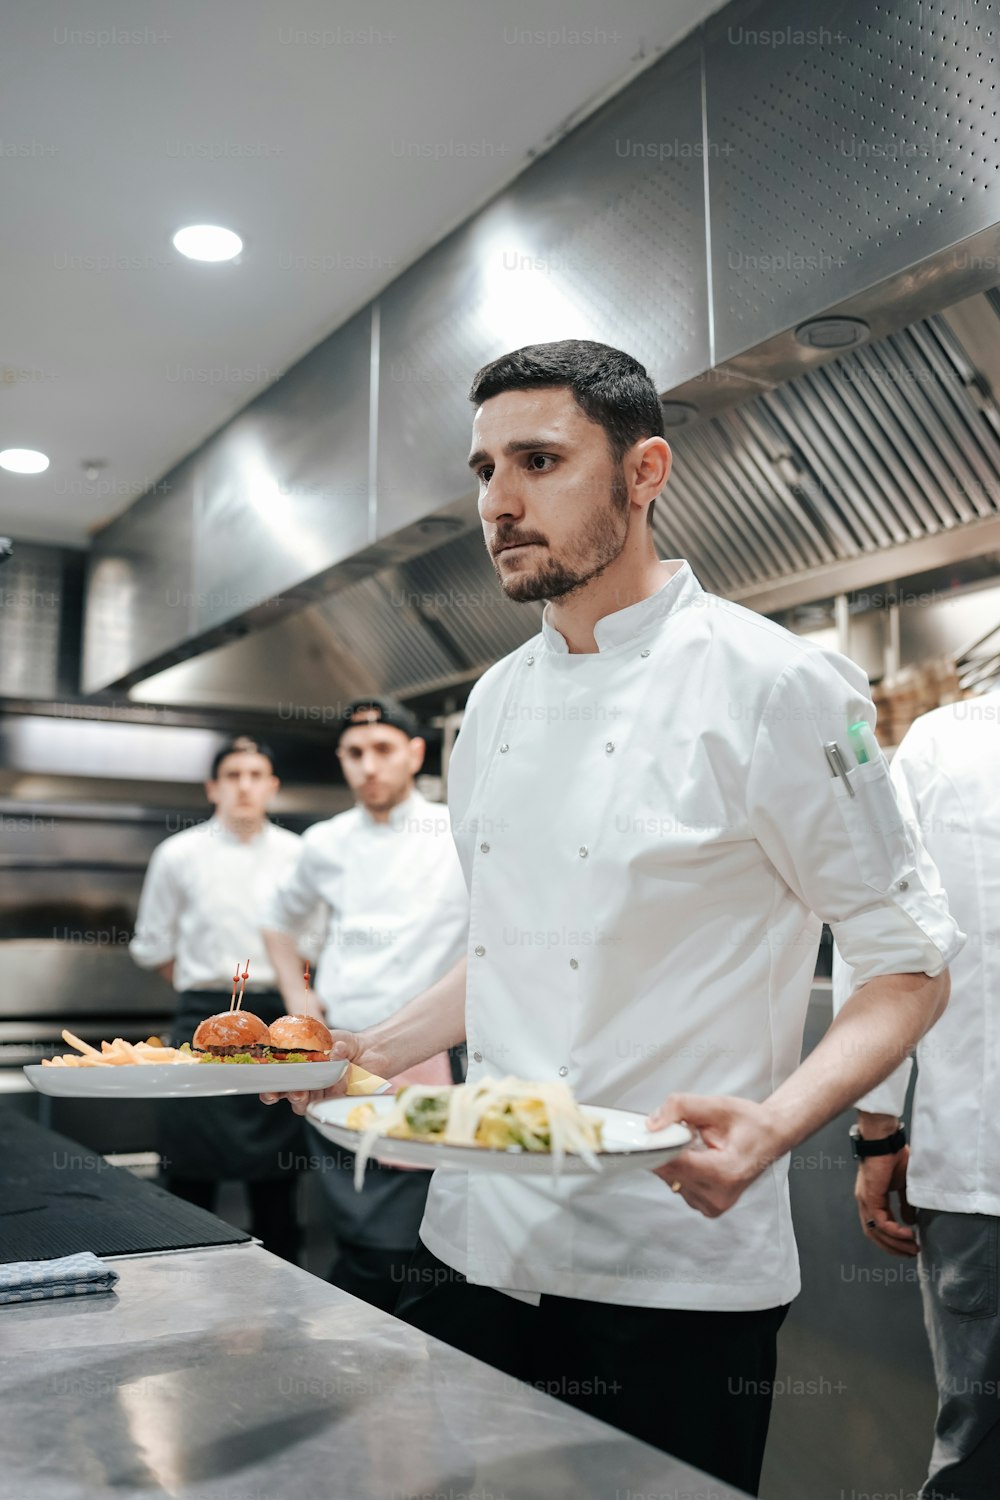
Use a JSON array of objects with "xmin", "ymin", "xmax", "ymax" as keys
[
  {"xmin": 236, "ymin": 959, "xmax": 249, "ymax": 1011},
  {"xmin": 229, "ymin": 962, "xmax": 241, "ymax": 1012},
  {"xmin": 304, "ymin": 961, "xmax": 310, "ymax": 993}
]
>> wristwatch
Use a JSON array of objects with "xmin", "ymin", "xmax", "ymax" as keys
[{"xmin": 849, "ymin": 1121, "xmax": 907, "ymax": 1159}]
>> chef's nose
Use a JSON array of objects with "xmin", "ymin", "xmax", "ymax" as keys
[{"xmin": 479, "ymin": 465, "xmax": 524, "ymax": 526}]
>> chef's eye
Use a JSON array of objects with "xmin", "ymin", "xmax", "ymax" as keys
[
  {"xmin": 477, "ymin": 465, "xmax": 493, "ymax": 484},
  {"xmin": 528, "ymin": 453, "xmax": 555, "ymax": 471}
]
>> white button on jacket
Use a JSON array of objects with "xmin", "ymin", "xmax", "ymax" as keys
[
  {"xmin": 420, "ymin": 561, "xmax": 963, "ymax": 1310},
  {"xmin": 833, "ymin": 693, "xmax": 998, "ymax": 1216}
]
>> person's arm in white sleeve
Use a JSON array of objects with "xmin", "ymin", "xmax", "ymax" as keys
[
  {"xmin": 129, "ymin": 843, "xmax": 183, "ymax": 986},
  {"xmin": 651, "ymin": 647, "xmax": 963, "ymax": 1218},
  {"xmin": 830, "ymin": 727, "xmax": 935, "ymax": 1120},
  {"xmin": 261, "ymin": 837, "xmax": 327, "ymax": 1019},
  {"xmin": 832, "ymin": 726, "xmax": 943, "ymax": 1255},
  {"xmin": 262, "ymin": 678, "xmax": 483, "ymax": 1114}
]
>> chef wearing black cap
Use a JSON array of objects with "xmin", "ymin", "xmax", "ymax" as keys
[{"xmin": 262, "ymin": 698, "xmax": 468, "ymax": 1310}]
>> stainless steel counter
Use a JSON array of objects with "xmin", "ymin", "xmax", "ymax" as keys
[{"xmin": 0, "ymin": 1242, "xmax": 748, "ymax": 1500}]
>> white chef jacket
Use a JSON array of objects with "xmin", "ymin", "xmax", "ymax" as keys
[
  {"xmin": 833, "ymin": 692, "xmax": 999, "ymax": 1216},
  {"xmin": 129, "ymin": 817, "xmax": 307, "ymax": 993},
  {"xmin": 420, "ymin": 560, "xmax": 963, "ymax": 1310},
  {"xmin": 261, "ymin": 790, "xmax": 469, "ymax": 1032}
]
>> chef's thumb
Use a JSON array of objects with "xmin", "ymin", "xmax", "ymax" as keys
[{"xmin": 647, "ymin": 1091, "xmax": 717, "ymax": 1132}]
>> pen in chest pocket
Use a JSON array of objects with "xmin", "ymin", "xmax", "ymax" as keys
[{"xmin": 823, "ymin": 740, "xmax": 856, "ymax": 798}]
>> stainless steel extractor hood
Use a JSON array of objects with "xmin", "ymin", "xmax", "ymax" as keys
[{"xmin": 82, "ymin": 0, "xmax": 1000, "ymax": 695}]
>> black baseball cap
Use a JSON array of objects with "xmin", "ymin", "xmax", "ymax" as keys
[
  {"xmin": 335, "ymin": 696, "xmax": 421, "ymax": 747},
  {"xmin": 209, "ymin": 736, "xmax": 277, "ymax": 779}
]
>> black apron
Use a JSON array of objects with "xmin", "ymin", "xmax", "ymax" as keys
[
  {"xmin": 158, "ymin": 990, "xmax": 304, "ymax": 1182},
  {"xmin": 306, "ymin": 1128, "xmax": 431, "ymax": 1250}
]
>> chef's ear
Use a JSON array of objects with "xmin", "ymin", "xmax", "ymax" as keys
[
  {"xmin": 204, "ymin": 778, "xmax": 219, "ymax": 806},
  {"xmin": 407, "ymin": 736, "xmax": 426, "ymax": 774}
]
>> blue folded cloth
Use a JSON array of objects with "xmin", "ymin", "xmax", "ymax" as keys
[{"xmin": 0, "ymin": 1251, "xmax": 120, "ymax": 1305}]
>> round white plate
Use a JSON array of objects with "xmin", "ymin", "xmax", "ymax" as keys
[
  {"xmin": 308, "ymin": 1095, "xmax": 693, "ymax": 1176},
  {"xmin": 23, "ymin": 1059, "xmax": 348, "ymax": 1099}
]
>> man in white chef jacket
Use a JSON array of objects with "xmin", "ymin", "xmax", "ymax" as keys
[
  {"xmin": 130, "ymin": 735, "xmax": 311, "ymax": 1261},
  {"xmin": 833, "ymin": 692, "xmax": 1000, "ymax": 1500},
  {"xmin": 269, "ymin": 341, "xmax": 961, "ymax": 1494},
  {"xmin": 261, "ymin": 697, "xmax": 468, "ymax": 1312}
]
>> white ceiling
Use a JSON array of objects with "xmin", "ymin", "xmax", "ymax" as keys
[{"xmin": 1, "ymin": 0, "xmax": 724, "ymax": 547}]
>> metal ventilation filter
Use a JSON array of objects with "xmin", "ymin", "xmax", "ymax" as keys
[{"xmin": 654, "ymin": 308, "xmax": 1000, "ymax": 599}]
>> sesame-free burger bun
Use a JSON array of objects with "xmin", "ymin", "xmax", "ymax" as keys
[
  {"xmin": 192, "ymin": 1010, "xmax": 269, "ymax": 1052},
  {"xmin": 267, "ymin": 1015, "xmax": 333, "ymax": 1055}
]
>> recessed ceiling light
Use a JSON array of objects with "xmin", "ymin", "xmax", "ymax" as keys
[
  {"xmin": 794, "ymin": 317, "xmax": 869, "ymax": 350},
  {"xmin": 172, "ymin": 224, "xmax": 243, "ymax": 263},
  {"xmin": 0, "ymin": 448, "xmax": 49, "ymax": 474}
]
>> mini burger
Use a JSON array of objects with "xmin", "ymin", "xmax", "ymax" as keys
[
  {"xmin": 266, "ymin": 1014, "xmax": 333, "ymax": 1063},
  {"xmin": 191, "ymin": 1010, "xmax": 271, "ymax": 1062}
]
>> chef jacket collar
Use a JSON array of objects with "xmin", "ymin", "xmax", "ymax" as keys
[
  {"xmin": 539, "ymin": 559, "xmax": 700, "ymax": 655},
  {"xmin": 358, "ymin": 787, "xmax": 425, "ymax": 831},
  {"xmin": 207, "ymin": 815, "xmax": 272, "ymax": 846}
]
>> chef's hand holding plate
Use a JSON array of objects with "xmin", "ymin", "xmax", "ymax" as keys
[
  {"xmin": 647, "ymin": 1093, "xmax": 786, "ymax": 1217},
  {"xmin": 261, "ymin": 1030, "xmax": 366, "ymax": 1115}
]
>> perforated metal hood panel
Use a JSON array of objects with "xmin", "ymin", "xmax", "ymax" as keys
[{"xmin": 706, "ymin": 0, "xmax": 1000, "ymax": 361}]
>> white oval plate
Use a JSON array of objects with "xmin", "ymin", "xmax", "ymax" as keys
[
  {"xmin": 308, "ymin": 1095, "xmax": 692, "ymax": 1176},
  {"xmin": 23, "ymin": 1059, "xmax": 348, "ymax": 1100}
]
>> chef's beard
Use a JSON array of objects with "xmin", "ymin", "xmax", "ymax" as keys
[{"xmin": 491, "ymin": 467, "xmax": 630, "ymax": 604}]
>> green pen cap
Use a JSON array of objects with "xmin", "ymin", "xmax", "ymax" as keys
[{"xmin": 847, "ymin": 719, "xmax": 879, "ymax": 766}]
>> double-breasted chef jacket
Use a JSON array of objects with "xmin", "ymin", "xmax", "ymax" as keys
[{"xmin": 419, "ymin": 561, "xmax": 963, "ymax": 1309}]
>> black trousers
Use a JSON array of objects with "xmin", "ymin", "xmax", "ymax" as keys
[
  {"xmin": 395, "ymin": 1239, "xmax": 788, "ymax": 1497},
  {"xmin": 329, "ymin": 1243, "xmax": 423, "ymax": 1315},
  {"xmin": 168, "ymin": 1175, "xmax": 301, "ymax": 1265}
]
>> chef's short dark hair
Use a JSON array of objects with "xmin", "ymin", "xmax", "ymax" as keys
[
  {"xmin": 210, "ymin": 736, "xmax": 276, "ymax": 779},
  {"xmin": 468, "ymin": 339, "xmax": 664, "ymax": 524}
]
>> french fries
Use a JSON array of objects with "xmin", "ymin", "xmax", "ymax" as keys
[{"xmin": 41, "ymin": 1030, "xmax": 200, "ymax": 1068}]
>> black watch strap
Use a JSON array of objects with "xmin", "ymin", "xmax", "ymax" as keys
[{"xmin": 849, "ymin": 1122, "xmax": 906, "ymax": 1159}]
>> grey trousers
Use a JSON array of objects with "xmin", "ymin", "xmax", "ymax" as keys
[{"xmin": 917, "ymin": 1208, "xmax": 1000, "ymax": 1500}]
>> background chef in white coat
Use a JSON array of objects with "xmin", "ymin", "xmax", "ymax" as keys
[
  {"xmin": 270, "ymin": 341, "xmax": 962, "ymax": 1495},
  {"xmin": 833, "ymin": 691, "xmax": 1000, "ymax": 1500},
  {"xmin": 262, "ymin": 697, "xmax": 468, "ymax": 1311},
  {"xmin": 130, "ymin": 735, "xmax": 313, "ymax": 1262}
]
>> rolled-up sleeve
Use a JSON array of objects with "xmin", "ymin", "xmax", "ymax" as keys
[
  {"xmin": 830, "ymin": 725, "xmax": 946, "ymax": 1113},
  {"xmin": 129, "ymin": 844, "xmax": 182, "ymax": 970},
  {"xmin": 746, "ymin": 648, "xmax": 964, "ymax": 990}
]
